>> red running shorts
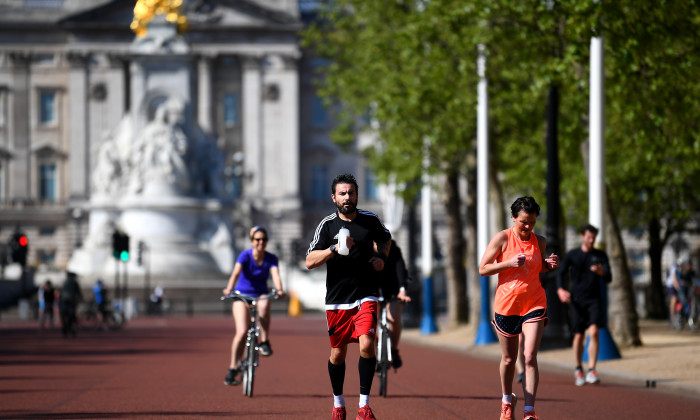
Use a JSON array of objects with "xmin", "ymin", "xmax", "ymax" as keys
[{"xmin": 326, "ymin": 301, "xmax": 378, "ymax": 348}]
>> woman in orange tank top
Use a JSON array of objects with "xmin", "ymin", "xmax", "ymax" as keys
[{"xmin": 479, "ymin": 197, "xmax": 559, "ymax": 420}]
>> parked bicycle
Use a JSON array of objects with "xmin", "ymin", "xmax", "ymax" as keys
[
  {"xmin": 78, "ymin": 301, "xmax": 124, "ymax": 331},
  {"xmin": 221, "ymin": 290, "xmax": 279, "ymax": 397},
  {"xmin": 376, "ymin": 295, "xmax": 401, "ymax": 397}
]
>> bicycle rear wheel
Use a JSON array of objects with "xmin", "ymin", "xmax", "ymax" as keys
[{"xmin": 79, "ymin": 308, "xmax": 99, "ymax": 331}]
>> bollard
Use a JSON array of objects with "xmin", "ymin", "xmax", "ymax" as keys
[{"xmin": 287, "ymin": 292, "xmax": 302, "ymax": 317}]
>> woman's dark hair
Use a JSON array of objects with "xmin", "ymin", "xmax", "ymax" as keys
[
  {"xmin": 331, "ymin": 173, "xmax": 359, "ymax": 195},
  {"xmin": 510, "ymin": 196, "xmax": 541, "ymax": 217}
]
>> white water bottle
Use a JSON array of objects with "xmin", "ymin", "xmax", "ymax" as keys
[{"xmin": 337, "ymin": 227, "xmax": 350, "ymax": 255}]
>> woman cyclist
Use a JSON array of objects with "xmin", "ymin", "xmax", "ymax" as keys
[{"xmin": 223, "ymin": 226, "xmax": 285, "ymax": 386}]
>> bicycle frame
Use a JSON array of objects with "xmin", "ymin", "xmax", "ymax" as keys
[{"xmin": 221, "ymin": 290, "xmax": 278, "ymax": 397}]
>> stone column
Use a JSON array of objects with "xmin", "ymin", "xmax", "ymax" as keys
[
  {"xmin": 197, "ymin": 54, "xmax": 214, "ymax": 133},
  {"xmin": 264, "ymin": 54, "xmax": 302, "ymax": 260},
  {"xmin": 241, "ymin": 55, "xmax": 263, "ymax": 198},
  {"xmin": 8, "ymin": 53, "xmax": 30, "ymax": 199},
  {"xmin": 67, "ymin": 52, "xmax": 90, "ymax": 199}
]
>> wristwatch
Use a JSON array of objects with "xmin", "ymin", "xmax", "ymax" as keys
[{"xmin": 330, "ymin": 244, "xmax": 337, "ymax": 254}]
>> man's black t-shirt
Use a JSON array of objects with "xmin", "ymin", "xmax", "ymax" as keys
[
  {"xmin": 556, "ymin": 247, "xmax": 611, "ymax": 302},
  {"xmin": 307, "ymin": 210, "xmax": 391, "ymax": 309}
]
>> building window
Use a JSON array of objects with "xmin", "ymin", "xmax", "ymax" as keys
[
  {"xmin": 38, "ymin": 250, "xmax": 55, "ymax": 267},
  {"xmin": 39, "ymin": 91, "xmax": 56, "ymax": 125},
  {"xmin": 24, "ymin": 0, "xmax": 64, "ymax": 8},
  {"xmin": 223, "ymin": 93, "xmax": 238, "ymax": 126},
  {"xmin": 39, "ymin": 164, "xmax": 57, "ymax": 201},
  {"xmin": 365, "ymin": 168, "xmax": 379, "ymax": 201},
  {"xmin": 0, "ymin": 89, "xmax": 5, "ymax": 127},
  {"xmin": 311, "ymin": 95, "xmax": 328, "ymax": 127},
  {"xmin": 311, "ymin": 165, "xmax": 328, "ymax": 201}
]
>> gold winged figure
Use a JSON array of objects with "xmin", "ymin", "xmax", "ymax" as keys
[{"xmin": 131, "ymin": 0, "xmax": 189, "ymax": 37}]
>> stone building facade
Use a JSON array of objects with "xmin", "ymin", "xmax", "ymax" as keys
[{"xmin": 0, "ymin": 0, "xmax": 381, "ymax": 272}]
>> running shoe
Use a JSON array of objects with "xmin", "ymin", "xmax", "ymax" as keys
[
  {"xmin": 523, "ymin": 410, "xmax": 539, "ymax": 420},
  {"xmin": 517, "ymin": 372, "xmax": 524, "ymax": 383},
  {"xmin": 224, "ymin": 368, "xmax": 240, "ymax": 385},
  {"xmin": 391, "ymin": 348, "xmax": 403, "ymax": 369},
  {"xmin": 574, "ymin": 369, "xmax": 585, "ymax": 386},
  {"xmin": 585, "ymin": 369, "xmax": 600, "ymax": 384},
  {"xmin": 356, "ymin": 405, "xmax": 376, "ymax": 420},
  {"xmin": 500, "ymin": 393, "xmax": 517, "ymax": 420},
  {"xmin": 332, "ymin": 406, "xmax": 346, "ymax": 420},
  {"xmin": 259, "ymin": 340, "xmax": 273, "ymax": 356}
]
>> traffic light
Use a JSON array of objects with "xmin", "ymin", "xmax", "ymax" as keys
[
  {"xmin": 111, "ymin": 230, "xmax": 130, "ymax": 262},
  {"xmin": 120, "ymin": 233, "xmax": 130, "ymax": 262},
  {"xmin": 9, "ymin": 232, "xmax": 28, "ymax": 266},
  {"xmin": 137, "ymin": 241, "xmax": 145, "ymax": 266}
]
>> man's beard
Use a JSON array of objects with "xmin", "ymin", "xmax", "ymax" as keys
[{"xmin": 336, "ymin": 201, "xmax": 356, "ymax": 215}]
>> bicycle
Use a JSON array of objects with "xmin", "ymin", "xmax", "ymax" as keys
[
  {"xmin": 221, "ymin": 290, "xmax": 279, "ymax": 397},
  {"xmin": 376, "ymin": 295, "xmax": 402, "ymax": 397},
  {"xmin": 78, "ymin": 301, "xmax": 124, "ymax": 331}
]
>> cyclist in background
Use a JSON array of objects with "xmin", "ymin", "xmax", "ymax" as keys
[
  {"xmin": 222, "ymin": 226, "xmax": 285, "ymax": 386},
  {"xmin": 377, "ymin": 239, "xmax": 411, "ymax": 369},
  {"xmin": 92, "ymin": 278, "xmax": 108, "ymax": 324}
]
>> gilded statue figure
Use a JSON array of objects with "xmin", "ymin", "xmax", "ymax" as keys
[{"xmin": 131, "ymin": 0, "xmax": 189, "ymax": 37}]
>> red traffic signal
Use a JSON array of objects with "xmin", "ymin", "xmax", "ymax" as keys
[{"xmin": 18, "ymin": 235, "xmax": 28, "ymax": 247}]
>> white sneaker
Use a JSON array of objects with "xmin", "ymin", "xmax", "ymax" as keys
[
  {"xmin": 575, "ymin": 369, "xmax": 585, "ymax": 386},
  {"xmin": 586, "ymin": 369, "xmax": 600, "ymax": 384}
]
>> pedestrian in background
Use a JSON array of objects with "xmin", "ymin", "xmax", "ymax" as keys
[
  {"xmin": 222, "ymin": 226, "xmax": 285, "ymax": 386},
  {"xmin": 377, "ymin": 238, "xmax": 411, "ymax": 370},
  {"xmin": 59, "ymin": 272, "xmax": 83, "ymax": 337},
  {"xmin": 666, "ymin": 259, "xmax": 681, "ymax": 326},
  {"xmin": 479, "ymin": 196, "xmax": 559, "ymax": 420},
  {"xmin": 39, "ymin": 280, "xmax": 56, "ymax": 330},
  {"xmin": 306, "ymin": 173, "xmax": 391, "ymax": 420},
  {"xmin": 557, "ymin": 224, "xmax": 611, "ymax": 386}
]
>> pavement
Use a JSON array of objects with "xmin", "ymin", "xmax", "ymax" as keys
[{"xmin": 402, "ymin": 318, "xmax": 700, "ymax": 399}]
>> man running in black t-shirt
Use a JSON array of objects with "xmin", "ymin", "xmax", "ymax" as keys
[
  {"xmin": 306, "ymin": 173, "xmax": 391, "ymax": 420},
  {"xmin": 556, "ymin": 224, "xmax": 612, "ymax": 386}
]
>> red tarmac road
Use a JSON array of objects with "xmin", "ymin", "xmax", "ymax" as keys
[{"xmin": 1, "ymin": 314, "xmax": 699, "ymax": 419}]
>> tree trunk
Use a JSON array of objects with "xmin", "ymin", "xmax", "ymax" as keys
[
  {"xmin": 466, "ymin": 164, "xmax": 480, "ymax": 328},
  {"xmin": 443, "ymin": 170, "xmax": 468, "ymax": 326},
  {"xmin": 605, "ymin": 185, "xmax": 642, "ymax": 347},
  {"xmin": 645, "ymin": 217, "xmax": 667, "ymax": 319}
]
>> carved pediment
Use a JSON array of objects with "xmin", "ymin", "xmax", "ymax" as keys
[{"xmin": 59, "ymin": 0, "xmax": 300, "ymax": 31}]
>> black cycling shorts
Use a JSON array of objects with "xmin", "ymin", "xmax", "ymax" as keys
[{"xmin": 492, "ymin": 308, "xmax": 548, "ymax": 337}]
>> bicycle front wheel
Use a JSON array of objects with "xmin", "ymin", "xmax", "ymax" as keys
[
  {"xmin": 377, "ymin": 327, "xmax": 390, "ymax": 397},
  {"xmin": 243, "ymin": 340, "xmax": 257, "ymax": 397}
]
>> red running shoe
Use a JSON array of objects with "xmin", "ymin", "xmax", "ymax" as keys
[
  {"xmin": 356, "ymin": 405, "xmax": 376, "ymax": 420},
  {"xmin": 332, "ymin": 406, "xmax": 346, "ymax": 420},
  {"xmin": 523, "ymin": 410, "xmax": 539, "ymax": 420}
]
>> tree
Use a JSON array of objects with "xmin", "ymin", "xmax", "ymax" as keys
[
  {"xmin": 601, "ymin": 1, "xmax": 700, "ymax": 320},
  {"xmin": 304, "ymin": 0, "xmax": 483, "ymax": 326}
]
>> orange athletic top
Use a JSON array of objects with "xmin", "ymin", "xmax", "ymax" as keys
[{"xmin": 493, "ymin": 227, "xmax": 547, "ymax": 316}]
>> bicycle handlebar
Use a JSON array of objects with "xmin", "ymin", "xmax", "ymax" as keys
[
  {"xmin": 220, "ymin": 289, "xmax": 281, "ymax": 302},
  {"xmin": 377, "ymin": 295, "xmax": 408, "ymax": 303}
]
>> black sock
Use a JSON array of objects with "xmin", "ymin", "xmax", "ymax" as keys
[
  {"xmin": 328, "ymin": 360, "xmax": 346, "ymax": 396},
  {"xmin": 358, "ymin": 356, "xmax": 376, "ymax": 396}
]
